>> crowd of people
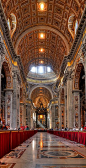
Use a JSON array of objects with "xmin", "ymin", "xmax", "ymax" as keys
[
  {"xmin": 0, "ymin": 122, "xmax": 86, "ymax": 131},
  {"xmin": 0, "ymin": 123, "xmax": 31, "ymax": 131},
  {"xmin": 0, "ymin": 124, "xmax": 8, "ymax": 130},
  {"xmin": 49, "ymin": 127, "xmax": 86, "ymax": 131}
]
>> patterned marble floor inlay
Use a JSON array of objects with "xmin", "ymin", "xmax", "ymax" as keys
[
  {"xmin": 38, "ymin": 145, "xmax": 70, "ymax": 148},
  {"xmin": 42, "ymin": 141, "xmax": 64, "ymax": 146},
  {"xmin": 0, "ymin": 163, "xmax": 15, "ymax": 168},
  {"xmin": 3, "ymin": 138, "xmax": 33, "ymax": 159},
  {"xmin": 4, "ymin": 149, "xmax": 26, "ymax": 158},
  {"xmin": 35, "ymin": 165, "xmax": 86, "ymax": 168},
  {"xmin": 37, "ymin": 149, "xmax": 85, "ymax": 159},
  {"xmin": 0, "ymin": 132, "xmax": 86, "ymax": 168}
]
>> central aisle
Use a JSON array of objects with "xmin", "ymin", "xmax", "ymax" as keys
[{"xmin": 0, "ymin": 132, "xmax": 86, "ymax": 168}]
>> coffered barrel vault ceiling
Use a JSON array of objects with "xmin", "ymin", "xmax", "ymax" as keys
[
  {"xmin": 17, "ymin": 29, "xmax": 67, "ymax": 75},
  {"xmin": 1, "ymin": 0, "xmax": 85, "ymax": 76}
]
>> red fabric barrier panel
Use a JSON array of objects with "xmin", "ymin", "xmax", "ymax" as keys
[
  {"xmin": 0, "ymin": 131, "xmax": 10, "ymax": 158},
  {"xmin": 23, "ymin": 131, "xmax": 28, "ymax": 141},
  {"xmin": 79, "ymin": 132, "xmax": 86, "ymax": 145},
  {"xmin": 0, "ymin": 130, "xmax": 37, "ymax": 159},
  {"xmin": 10, "ymin": 131, "xmax": 19, "ymax": 149},
  {"xmin": 64, "ymin": 132, "xmax": 67, "ymax": 139},
  {"xmin": 67, "ymin": 132, "xmax": 72, "ymax": 140},
  {"xmin": 20, "ymin": 131, "xmax": 24, "ymax": 144},
  {"xmin": 53, "ymin": 131, "xmax": 56, "ymax": 135},
  {"xmin": 73, "ymin": 132, "xmax": 79, "ymax": 143},
  {"xmin": 47, "ymin": 130, "xmax": 86, "ymax": 146}
]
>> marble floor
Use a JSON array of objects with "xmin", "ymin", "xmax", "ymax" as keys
[{"xmin": 0, "ymin": 132, "xmax": 86, "ymax": 168}]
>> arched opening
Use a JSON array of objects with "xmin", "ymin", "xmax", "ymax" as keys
[
  {"xmin": 31, "ymin": 87, "xmax": 52, "ymax": 128},
  {"xmin": 31, "ymin": 87, "xmax": 52, "ymax": 107},
  {"xmin": 74, "ymin": 63, "xmax": 85, "ymax": 128},
  {"xmin": 79, "ymin": 66, "xmax": 85, "ymax": 128},
  {"xmin": 1, "ymin": 65, "xmax": 6, "ymax": 124},
  {"xmin": 1, "ymin": 62, "xmax": 12, "ymax": 125},
  {"xmin": 2, "ymin": 62, "xmax": 12, "ymax": 88},
  {"xmin": 29, "ymin": 85, "xmax": 53, "ymax": 99}
]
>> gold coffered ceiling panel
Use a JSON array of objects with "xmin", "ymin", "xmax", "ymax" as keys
[
  {"xmin": 1, "ymin": 0, "xmax": 85, "ymax": 46},
  {"xmin": 17, "ymin": 29, "xmax": 67, "ymax": 75},
  {"xmin": 1, "ymin": 0, "xmax": 85, "ymax": 76}
]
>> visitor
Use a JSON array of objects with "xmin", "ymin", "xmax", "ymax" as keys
[
  {"xmin": 26, "ymin": 126, "xmax": 29, "ymax": 130},
  {"xmin": 3, "ymin": 125, "xmax": 7, "ymax": 130}
]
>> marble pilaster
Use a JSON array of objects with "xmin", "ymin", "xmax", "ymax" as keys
[
  {"xmin": 20, "ymin": 103, "xmax": 24, "ymax": 126},
  {"xmin": 85, "ymin": 55, "xmax": 86, "ymax": 125},
  {"xmin": 5, "ymin": 89, "xmax": 13, "ymax": 128},
  {"xmin": 0, "ymin": 55, "xmax": 1, "ymax": 121},
  {"xmin": 26, "ymin": 104, "xmax": 32, "ymax": 128},
  {"xmin": 49, "ymin": 107, "xmax": 52, "ymax": 129},
  {"xmin": 82, "ymin": 41, "xmax": 86, "ymax": 125},
  {"xmin": 67, "ymin": 77, "xmax": 73, "ymax": 128},
  {"xmin": 12, "ymin": 71, "xmax": 18, "ymax": 129},
  {"xmin": 64, "ymin": 84, "xmax": 67, "ymax": 128},
  {"xmin": 17, "ymin": 85, "xmax": 20, "ymax": 128},
  {"xmin": 72, "ymin": 90, "xmax": 81, "ymax": 128},
  {"xmin": 26, "ymin": 104, "xmax": 31, "ymax": 127},
  {"xmin": 0, "ymin": 39, "xmax": 4, "ymax": 121},
  {"xmin": 58, "ymin": 91, "xmax": 61, "ymax": 129},
  {"xmin": 51, "ymin": 105, "xmax": 55, "ymax": 128}
]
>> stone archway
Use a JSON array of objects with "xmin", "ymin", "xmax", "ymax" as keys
[
  {"xmin": 2, "ymin": 61, "xmax": 12, "ymax": 88},
  {"xmin": 79, "ymin": 65, "xmax": 85, "ymax": 128},
  {"xmin": 29, "ymin": 85, "xmax": 53, "ymax": 100},
  {"xmin": 1, "ymin": 61, "xmax": 12, "ymax": 126},
  {"xmin": 1, "ymin": 64, "xmax": 6, "ymax": 123},
  {"xmin": 74, "ymin": 63, "xmax": 84, "ymax": 90},
  {"xmin": 30, "ymin": 86, "xmax": 52, "ymax": 128},
  {"xmin": 74, "ymin": 63, "xmax": 85, "ymax": 128}
]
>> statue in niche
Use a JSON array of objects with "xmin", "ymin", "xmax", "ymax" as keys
[
  {"xmin": 75, "ymin": 114, "xmax": 78, "ymax": 128},
  {"xmin": 75, "ymin": 105, "xmax": 78, "ymax": 112},
  {"xmin": 7, "ymin": 95, "xmax": 11, "ymax": 105}
]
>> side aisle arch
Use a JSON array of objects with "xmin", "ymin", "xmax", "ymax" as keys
[
  {"xmin": 2, "ymin": 61, "xmax": 12, "ymax": 89},
  {"xmin": 1, "ymin": 60, "xmax": 13, "ymax": 127},
  {"xmin": 73, "ymin": 62, "xmax": 85, "ymax": 128},
  {"xmin": 74, "ymin": 63, "xmax": 84, "ymax": 90}
]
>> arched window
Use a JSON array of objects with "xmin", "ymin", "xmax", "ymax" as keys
[
  {"xmin": 68, "ymin": 15, "xmax": 78, "ymax": 39},
  {"xmin": 75, "ymin": 20, "xmax": 78, "ymax": 35},
  {"xmin": 30, "ymin": 65, "xmax": 52, "ymax": 74},
  {"xmin": 7, "ymin": 13, "xmax": 16, "ymax": 37},
  {"xmin": 7, "ymin": 18, "xmax": 10, "ymax": 31}
]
